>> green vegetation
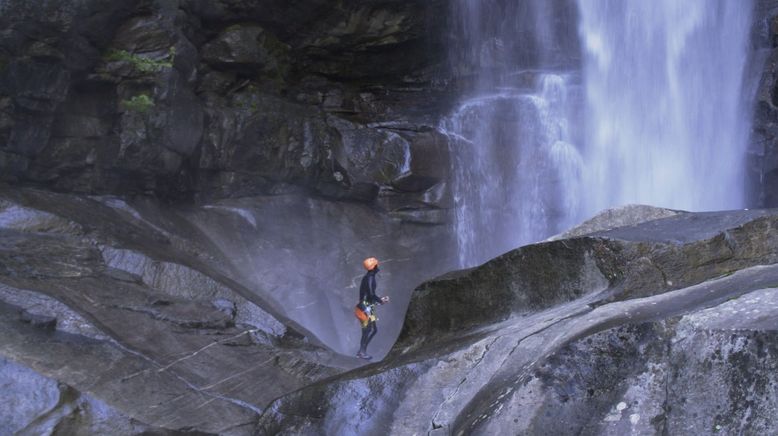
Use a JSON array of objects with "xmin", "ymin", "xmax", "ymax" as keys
[
  {"xmin": 234, "ymin": 84, "xmax": 261, "ymax": 113},
  {"xmin": 247, "ymin": 101, "xmax": 260, "ymax": 112},
  {"xmin": 121, "ymin": 94, "xmax": 155, "ymax": 113},
  {"xmin": 105, "ymin": 47, "xmax": 176, "ymax": 73},
  {"xmin": 235, "ymin": 98, "xmax": 259, "ymax": 113}
]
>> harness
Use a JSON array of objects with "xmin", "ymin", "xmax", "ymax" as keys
[{"xmin": 354, "ymin": 301, "xmax": 377, "ymax": 328}]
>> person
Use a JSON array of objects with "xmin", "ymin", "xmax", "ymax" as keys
[{"xmin": 355, "ymin": 257, "xmax": 389, "ymax": 360}]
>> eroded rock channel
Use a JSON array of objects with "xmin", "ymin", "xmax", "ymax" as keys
[
  {"xmin": 257, "ymin": 209, "xmax": 778, "ymax": 436},
  {"xmin": 3, "ymin": 184, "xmax": 778, "ymax": 434}
]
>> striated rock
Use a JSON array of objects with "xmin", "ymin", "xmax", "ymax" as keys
[
  {"xmin": 0, "ymin": 0, "xmax": 452, "ymax": 202},
  {"xmin": 201, "ymin": 24, "xmax": 290, "ymax": 78},
  {"xmin": 0, "ymin": 185, "xmax": 307, "ymax": 341},
  {"xmin": 399, "ymin": 209, "xmax": 778, "ymax": 352},
  {"xmin": 0, "ymin": 283, "xmax": 108, "ymax": 340},
  {"xmin": 1, "ymin": 294, "xmax": 266, "ymax": 435},
  {"xmin": 256, "ymin": 209, "xmax": 778, "ymax": 435},
  {"xmin": 0, "ymin": 199, "xmax": 84, "ymax": 234},
  {"xmin": 100, "ymin": 246, "xmax": 286, "ymax": 336},
  {"xmin": 4, "ymin": 189, "xmax": 778, "ymax": 434},
  {"xmin": 18, "ymin": 310, "xmax": 57, "ymax": 330},
  {"xmin": 497, "ymin": 286, "xmax": 778, "ymax": 435},
  {"xmin": 198, "ymin": 93, "xmax": 344, "ymax": 199},
  {"xmin": 396, "ymin": 237, "xmax": 611, "ymax": 352},
  {"xmin": 0, "ymin": 358, "xmax": 175, "ymax": 435},
  {"xmin": 0, "ymin": 186, "xmax": 360, "ymax": 434},
  {"xmin": 0, "ymin": 171, "xmax": 453, "ymax": 359},
  {"xmin": 112, "ymin": 16, "xmax": 175, "ymax": 54}
]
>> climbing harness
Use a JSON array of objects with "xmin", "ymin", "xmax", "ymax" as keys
[{"xmin": 354, "ymin": 301, "xmax": 377, "ymax": 327}]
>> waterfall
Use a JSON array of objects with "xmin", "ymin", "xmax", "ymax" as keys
[
  {"xmin": 444, "ymin": 0, "xmax": 756, "ymax": 268},
  {"xmin": 577, "ymin": 0, "xmax": 755, "ymax": 213},
  {"xmin": 442, "ymin": 74, "xmax": 582, "ymax": 267},
  {"xmin": 444, "ymin": 0, "xmax": 582, "ymax": 268}
]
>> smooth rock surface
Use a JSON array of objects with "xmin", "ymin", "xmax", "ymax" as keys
[
  {"xmin": 548, "ymin": 204, "xmax": 683, "ymax": 240},
  {"xmin": 0, "ymin": 357, "xmax": 170, "ymax": 436},
  {"xmin": 0, "ymin": 186, "xmax": 360, "ymax": 434},
  {"xmin": 256, "ymin": 209, "xmax": 778, "ymax": 435}
]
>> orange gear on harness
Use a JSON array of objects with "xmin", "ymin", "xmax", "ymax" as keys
[
  {"xmin": 354, "ymin": 302, "xmax": 377, "ymax": 328},
  {"xmin": 354, "ymin": 304, "xmax": 369, "ymax": 327}
]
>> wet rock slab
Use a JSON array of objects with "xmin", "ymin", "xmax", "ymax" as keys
[
  {"xmin": 256, "ymin": 209, "xmax": 778, "ymax": 435},
  {"xmin": 0, "ymin": 186, "xmax": 358, "ymax": 435},
  {"xmin": 4, "ymin": 181, "xmax": 778, "ymax": 435}
]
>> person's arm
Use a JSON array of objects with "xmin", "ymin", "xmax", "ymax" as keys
[
  {"xmin": 359, "ymin": 282, "xmax": 367, "ymax": 304},
  {"xmin": 367, "ymin": 274, "xmax": 385, "ymax": 305}
]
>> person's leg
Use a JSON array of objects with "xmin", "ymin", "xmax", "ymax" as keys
[
  {"xmin": 359, "ymin": 325, "xmax": 371, "ymax": 354},
  {"xmin": 367, "ymin": 322, "xmax": 378, "ymax": 343},
  {"xmin": 363, "ymin": 321, "xmax": 377, "ymax": 354}
]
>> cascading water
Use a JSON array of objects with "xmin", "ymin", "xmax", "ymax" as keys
[
  {"xmin": 577, "ymin": 0, "xmax": 755, "ymax": 213},
  {"xmin": 445, "ymin": 0, "xmax": 758, "ymax": 268},
  {"xmin": 442, "ymin": 75, "xmax": 582, "ymax": 267},
  {"xmin": 444, "ymin": 0, "xmax": 582, "ymax": 268}
]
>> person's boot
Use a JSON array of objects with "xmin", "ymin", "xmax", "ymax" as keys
[{"xmin": 356, "ymin": 350, "xmax": 372, "ymax": 360}]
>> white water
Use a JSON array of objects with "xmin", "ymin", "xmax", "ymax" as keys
[
  {"xmin": 445, "ymin": 0, "xmax": 582, "ymax": 267},
  {"xmin": 577, "ymin": 0, "xmax": 754, "ymax": 213},
  {"xmin": 445, "ymin": 0, "xmax": 756, "ymax": 268},
  {"xmin": 442, "ymin": 74, "xmax": 583, "ymax": 267}
]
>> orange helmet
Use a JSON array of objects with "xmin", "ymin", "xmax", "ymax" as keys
[{"xmin": 363, "ymin": 257, "xmax": 379, "ymax": 271}]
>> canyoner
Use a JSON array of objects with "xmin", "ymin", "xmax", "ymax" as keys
[{"xmin": 354, "ymin": 257, "xmax": 390, "ymax": 360}]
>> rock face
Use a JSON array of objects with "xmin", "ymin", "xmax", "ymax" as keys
[
  {"xmin": 4, "ymin": 186, "xmax": 778, "ymax": 434},
  {"xmin": 0, "ymin": 185, "xmax": 358, "ymax": 435},
  {"xmin": 0, "ymin": 0, "xmax": 452, "ymax": 207},
  {"xmin": 256, "ymin": 209, "xmax": 778, "ymax": 435},
  {"xmin": 179, "ymin": 192, "xmax": 457, "ymax": 356},
  {"xmin": 0, "ymin": 182, "xmax": 460, "ymax": 431},
  {"xmin": 0, "ymin": 0, "xmax": 773, "ymax": 208},
  {"xmin": 0, "ymin": 357, "xmax": 192, "ymax": 435},
  {"xmin": 751, "ymin": 0, "xmax": 778, "ymax": 207}
]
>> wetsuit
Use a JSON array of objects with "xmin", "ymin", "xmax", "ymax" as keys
[{"xmin": 358, "ymin": 267, "xmax": 383, "ymax": 355}]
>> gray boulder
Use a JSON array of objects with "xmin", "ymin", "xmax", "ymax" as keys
[{"xmin": 548, "ymin": 204, "xmax": 683, "ymax": 240}]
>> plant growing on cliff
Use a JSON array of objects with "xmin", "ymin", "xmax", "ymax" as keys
[
  {"xmin": 121, "ymin": 94, "xmax": 155, "ymax": 113},
  {"xmin": 105, "ymin": 47, "xmax": 175, "ymax": 73},
  {"xmin": 235, "ymin": 97, "xmax": 259, "ymax": 113},
  {"xmin": 234, "ymin": 84, "xmax": 261, "ymax": 113}
]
